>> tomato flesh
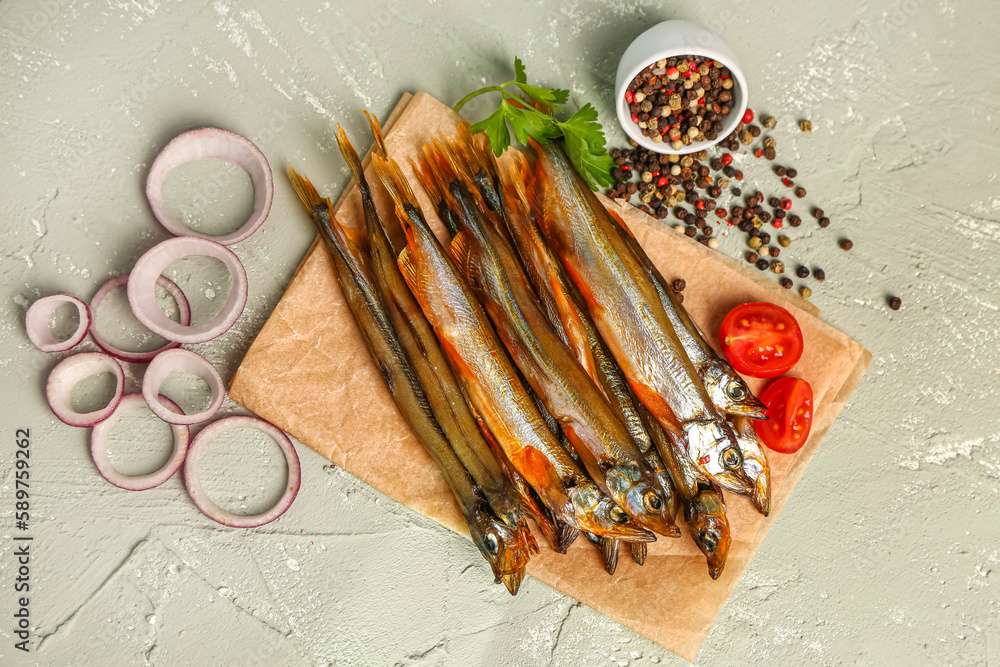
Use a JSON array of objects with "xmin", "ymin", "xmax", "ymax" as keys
[
  {"xmin": 718, "ymin": 302, "xmax": 803, "ymax": 378},
  {"xmin": 754, "ymin": 377, "xmax": 813, "ymax": 454}
]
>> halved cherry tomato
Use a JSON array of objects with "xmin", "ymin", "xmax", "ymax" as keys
[
  {"xmin": 718, "ymin": 302, "xmax": 803, "ymax": 378},
  {"xmin": 754, "ymin": 377, "xmax": 813, "ymax": 454}
]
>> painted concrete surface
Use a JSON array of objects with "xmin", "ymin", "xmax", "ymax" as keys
[{"xmin": 1, "ymin": 0, "xmax": 998, "ymax": 665}]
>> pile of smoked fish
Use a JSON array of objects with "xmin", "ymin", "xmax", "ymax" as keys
[{"xmin": 287, "ymin": 113, "xmax": 771, "ymax": 595}]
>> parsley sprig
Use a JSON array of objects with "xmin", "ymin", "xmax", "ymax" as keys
[{"xmin": 453, "ymin": 57, "xmax": 616, "ymax": 191}]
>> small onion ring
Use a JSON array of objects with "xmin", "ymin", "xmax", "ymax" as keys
[
  {"xmin": 184, "ymin": 416, "xmax": 300, "ymax": 528},
  {"xmin": 26, "ymin": 294, "xmax": 91, "ymax": 353},
  {"xmin": 127, "ymin": 236, "xmax": 248, "ymax": 344},
  {"xmin": 91, "ymin": 393, "xmax": 190, "ymax": 491},
  {"xmin": 142, "ymin": 348, "xmax": 226, "ymax": 425},
  {"xmin": 145, "ymin": 127, "xmax": 274, "ymax": 246},
  {"xmin": 46, "ymin": 352, "xmax": 125, "ymax": 427},
  {"xmin": 89, "ymin": 273, "xmax": 192, "ymax": 363}
]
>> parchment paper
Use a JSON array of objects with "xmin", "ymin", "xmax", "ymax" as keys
[{"xmin": 229, "ymin": 91, "xmax": 871, "ymax": 662}]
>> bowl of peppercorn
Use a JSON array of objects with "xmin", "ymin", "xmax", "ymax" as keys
[{"xmin": 615, "ymin": 20, "xmax": 748, "ymax": 154}]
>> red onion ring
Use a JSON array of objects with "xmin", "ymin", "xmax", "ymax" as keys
[
  {"xmin": 145, "ymin": 127, "xmax": 273, "ymax": 246},
  {"xmin": 26, "ymin": 294, "xmax": 91, "ymax": 353},
  {"xmin": 184, "ymin": 416, "xmax": 300, "ymax": 528},
  {"xmin": 89, "ymin": 273, "xmax": 192, "ymax": 363},
  {"xmin": 90, "ymin": 393, "xmax": 190, "ymax": 491},
  {"xmin": 127, "ymin": 236, "xmax": 248, "ymax": 344},
  {"xmin": 142, "ymin": 348, "xmax": 226, "ymax": 425},
  {"xmin": 46, "ymin": 352, "xmax": 125, "ymax": 427}
]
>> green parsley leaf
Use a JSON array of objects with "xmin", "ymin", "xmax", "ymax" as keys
[
  {"xmin": 470, "ymin": 105, "xmax": 512, "ymax": 157},
  {"xmin": 514, "ymin": 56, "xmax": 527, "ymax": 84},
  {"xmin": 557, "ymin": 103, "xmax": 616, "ymax": 190},
  {"xmin": 505, "ymin": 100, "xmax": 562, "ymax": 146},
  {"xmin": 512, "ymin": 82, "xmax": 569, "ymax": 110}
]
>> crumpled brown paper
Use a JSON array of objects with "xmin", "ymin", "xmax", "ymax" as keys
[{"xmin": 229, "ymin": 91, "xmax": 871, "ymax": 662}]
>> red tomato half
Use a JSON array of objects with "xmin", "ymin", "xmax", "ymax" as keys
[
  {"xmin": 718, "ymin": 302, "xmax": 804, "ymax": 378},
  {"xmin": 754, "ymin": 377, "xmax": 813, "ymax": 454}
]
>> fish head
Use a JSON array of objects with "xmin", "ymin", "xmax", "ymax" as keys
[
  {"xmin": 604, "ymin": 462, "xmax": 681, "ymax": 538},
  {"xmin": 466, "ymin": 509, "xmax": 536, "ymax": 594},
  {"xmin": 566, "ymin": 484, "xmax": 657, "ymax": 543},
  {"xmin": 703, "ymin": 363, "xmax": 767, "ymax": 420},
  {"xmin": 731, "ymin": 417, "xmax": 772, "ymax": 516},
  {"xmin": 686, "ymin": 421, "xmax": 756, "ymax": 498},
  {"xmin": 685, "ymin": 489, "xmax": 732, "ymax": 580}
]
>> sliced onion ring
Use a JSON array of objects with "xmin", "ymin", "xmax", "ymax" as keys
[
  {"xmin": 184, "ymin": 416, "xmax": 300, "ymax": 528},
  {"xmin": 26, "ymin": 294, "xmax": 91, "ymax": 353},
  {"xmin": 89, "ymin": 273, "xmax": 192, "ymax": 363},
  {"xmin": 46, "ymin": 352, "xmax": 125, "ymax": 427},
  {"xmin": 127, "ymin": 236, "xmax": 248, "ymax": 344},
  {"xmin": 146, "ymin": 127, "xmax": 274, "ymax": 246},
  {"xmin": 142, "ymin": 348, "xmax": 226, "ymax": 425},
  {"xmin": 91, "ymin": 393, "xmax": 190, "ymax": 491}
]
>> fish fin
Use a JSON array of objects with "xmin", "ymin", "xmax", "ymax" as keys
[
  {"xmin": 629, "ymin": 541, "xmax": 648, "ymax": 566},
  {"xmin": 449, "ymin": 230, "xmax": 472, "ymax": 276},
  {"xmin": 362, "ymin": 110, "xmax": 387, "ymax": 157},
  {"xmin": 556, "ymin": 522, "xmax": 581, "ymax": 553},
  {"xmin": 287, "ymin": 167, "xmax": 328, "ymax": 216},
  {"xmin": 396, "ymin": 247, "xmax": 417, "ymax": 292},
  {"xmin": 334, "ymin": 125, "xmax": 367, "ymax": 186},
  {"xmin": 600, "ymin": 538, "xmax": 621, "ymax": 575}
]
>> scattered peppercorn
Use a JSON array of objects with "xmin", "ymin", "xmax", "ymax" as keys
[
  {"xmin": 685, "ymin": 226, "xmax": 697, "ymax": 237},
  {"xmin": 672, "ymin": 278, "xmax": 686, "ymax": 292},
  {"xmin": 762, "ymin": 115, "xmax": 776, "ymax": 129},
  {"xmin": 812, "ymin": 207, "xmax": 825, "ymax": 219},
  {"xmin": 839, "ymin": 238, "xmax": 853, "ymax": 250},
  {"xmin": 769, "ymin": 247, "xmax": 780, "ymax": 257},
  {"xmin": 775, "ymin": 166, "xmax": 787, "ymax": 177},
  {"xmin": 675, "ymin": 292, "xmax": 684, "ymax": 303},
  {"xmin": 794, "ymin": 187, "xmax": 806, "ymax": 198},
  {"xmin": 771, "ymin": 260, "xmax": 785, "ymax": 274},
  {"xmin": 778, "ymin": 235, "xmax": 791, "ymax": 247},
  {"xmin": 786, "ymin": 168, "xmax": 798, "ymax": 178},
  {"xmin": 818, "ymin": 217, "xmax": 830, "ymax": 228},
  {"xmin": 888, "ymin": 296, "xmax": 902, "ymax": 310},
  {"xmin": 813, "ymin": 268, "xmax": 826, "ymax": 281},
  {"xmin": 780, "ymin": 277, "xmax": 793, "ymax": 289},
  {"xmin": 800, "ymin": 286, "xmax": 812, "ymax": 299},
  {"xmin": 746, "ymin": 251, "xmax": 759, "ymax": 264},
  {"xmin": 799, "ymin": 120, "xmax": 812, "ymax": 132},
  {"xmin": 796, "ymin": 265, "xmax": 810, "ymax": 278},
  {"xmin": 755, "ymin": 258, "xmax": 769, "ymax": 271}
]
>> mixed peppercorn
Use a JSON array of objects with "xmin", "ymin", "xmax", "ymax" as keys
[{"xmin": 624, "ymin": 56, "xmax": 737, "ymax": 149}]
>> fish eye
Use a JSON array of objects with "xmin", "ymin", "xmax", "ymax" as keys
[
  {"xmin": 484, "ymin": 533, "xmax": 500, "ymax": 555},
  {"xmin": 727, "ymin": 381, "xmax": 747, "ymax": 400},
  {"xmin": 644, "ymin": 491, "xmax": 663, "ymax": 512},
  {"xmin": 721, "ymin": 446, "xmax": 743, "ymax": 470},
  {"xmin": 610, "ymin": 507, "xmax": 631, "ymax": 524}
]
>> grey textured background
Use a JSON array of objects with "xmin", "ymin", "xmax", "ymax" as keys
[{"xmin": 2, "ymin": 0, "xmax": 998, "ymax": 665}]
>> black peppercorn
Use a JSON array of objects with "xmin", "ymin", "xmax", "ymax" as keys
[
  {"xmin": 759, "ymin": 232, "xmax": 771, "ymax": 245},
  {"xmin": 888, "ymin": 296, "xmax": 902, "ymax": 310},
  {"xmin": 685, "ymin": 225, "xmax": 697, "ymax": 237},
  {"xmin": 775, "ymin": 166, "xmax": 787, "ymax": 177},
  {"xmin": 813, "ymin": 207, "xmax": 825, "ymax": 219},
  {"xmin": 839, "ymin": 239, "xmax": 853, "ymax": 250},
  {"xmin": 796, "ymin": 265, "xmax": 810, "ymax": 278},
  {"xmin": 789, "ymin": 214, "xmax": 802, "ymax": 227},
  {"xmin": 813, "ymin": 268, "xmax": 826, "ymax": 281},
  {"xmin": 780, "ymin": 277, "xmax": 793, "ymax": 289},
  {"xmin": 755, "ymin": 258, "xmax": 769, "ymax": 271},
  {"xmin": 746, "ymin": 251, "xmax": 759, "ymax": 263},
  {"xmin": 818, "ymin": 217, "xmax": 830, "ymax": 228},
  {"xmin": 672, "ymin": 278, "xmax": 686, "ymax": 292},
  {"xmin": 786, "ymin": 168, "xmax": 798, "ymax": 178}
]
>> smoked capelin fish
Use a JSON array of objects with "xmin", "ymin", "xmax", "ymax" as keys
[
  {"xmin": 371, "ymin": 151, "xmax": 655, "ymax": 545},
  {"xmin": 414, "ymin": 132, "xmax": 678, "ymax": 539},
  {"xmin": 286, "ymin": 168, "xmax": 532, "ymax": 594},
  {"xmin": 342, "ymin": 115, "xmax": 537, "ymax": 536},
  {"xmin": 527, "ymin": 140, "xmax": 766, "ymax": 511}
]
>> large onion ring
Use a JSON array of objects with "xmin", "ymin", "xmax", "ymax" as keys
[
  {"xmin": 145, "ymin": 127, "xmax": 273, "ymax": 246},
  {"xmin": 90, "ymin": 393, "xmax": 190, "ymax": 491},
  {"xmin": 89, "ymin": 273, "xmax": 192, "ymax": 363},
  {"xmin": 142, "ymin": 348, "xmax": 225, "ymax": 425},
  {"xmin": 127, "ymin": 237, "xmax": 248, "ymax": 344},
  {"xmin": 184, "ymin": 416, "xmax": 300, "ymax": 528},
  {"xmin": 46, "ymin": 352, "xmax": 125, "ymax": 427},
  {"xmin": 26, "ymin": 294, "xmax": 91, "ymax": 353}
]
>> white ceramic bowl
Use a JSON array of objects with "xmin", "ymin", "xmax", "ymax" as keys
[{"xmin": 614, "ymin": 20, "xmax": 748, "ymax": 155}]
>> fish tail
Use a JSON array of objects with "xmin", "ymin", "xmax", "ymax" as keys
[
  {"xmin": 334, "ymin": 125, "xmax": 367, "ymax": 187},
  {"xmin": 413, "ymin": 144, "xmax": 459, "ymax": 213},
  {"xmin": 287, "ymin": 167, "xmax": 330, "ymax": 216},
  {"xmin": 361, "ymin": 110, "xmax": 387, "ymax": 156},
  {"xmin": 371, "ymin": 154, "xmax": 422, "ymax": 234}
]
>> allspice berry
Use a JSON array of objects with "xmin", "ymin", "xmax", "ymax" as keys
[
  {"xmin": 672, "ymin": 278, "xmax": 686, "ymax": 292},
  {"xmin": 839, "ymin": 238, "xmax": 854, "ymax": 250},
  {"xmin": 780, "ymin": 277, "xmax": 793, "ymax": 289},
  {"xmin": 889, "ymin": 296, "xmax": 902, "ymax": 310}
]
